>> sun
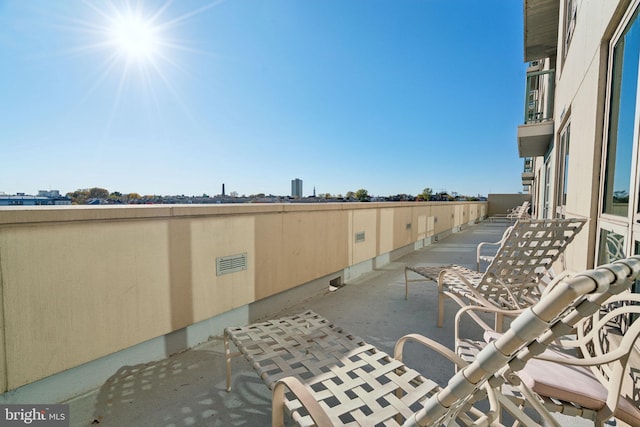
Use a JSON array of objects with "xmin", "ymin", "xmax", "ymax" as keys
[
  {"xmin": 78, "ymin": 0, "xmax": 172, "ymax": 73},
  {"xmin": 110, "ymin": 12, "xmax": 159, "ymax": 61},
  {"xmin": 75, "ymin": 1, "xmax": 224, "ymax": 75}
]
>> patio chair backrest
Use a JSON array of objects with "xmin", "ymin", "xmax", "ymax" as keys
[
  {"xmin": 508, "ymin": 201, "xmax": 530, "ymax": 220},
  {"xmin": 409, "ymin": 255, "xmax": 640, "ymax": 426},
  {"xmin": 483, "ymin": 218, "xmax": 586, "ymax": 288}
]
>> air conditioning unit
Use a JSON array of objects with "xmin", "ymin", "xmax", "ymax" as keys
[{"xmin": 527, "ymin": 60, "xmax": 541, "ymax": 73}]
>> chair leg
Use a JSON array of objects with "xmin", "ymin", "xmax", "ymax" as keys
[
  {"xmin": 437, "ymin": 290, "xmax": 444, "ymax": 328},
  {"xmin": 404, "ymin": 268, "xmax": 409, "ymax": 300},
  {"xmin": 495, "ymin": 312, "xmax": 504, "ymax": 333},
  {"xmin": 224, "ymin": 331, "xmax": 233, "ymax": 392},
  {"xmin": 272, "ymin": 381, "xmax": 286, "ymax": 427}
]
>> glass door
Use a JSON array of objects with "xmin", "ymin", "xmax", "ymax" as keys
[{"xmin": 597, "ymin": 5, "xmax": 640, "ymax": 276}]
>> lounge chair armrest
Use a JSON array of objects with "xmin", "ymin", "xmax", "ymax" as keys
[
  {"xmin": 272, "ymin": 376, "xmax": 333, "ymax": 427},
  {"xmin": 394, "ymin": 333, "xmax": 467, "ymax": 369},
  {"xmin": 477, "ymin": 241, "xmax": 502, "ymax": 251},
  {"xmin": 455, "ymin": 305, "xmax": 526, "ymax": 342},
  {"xmin": 476, "ymin": 226, "xmax": 512, "ymax": 257},
  {"xmin": 476, "ymin": 241, "xmax": 502, "ymax": 262}
]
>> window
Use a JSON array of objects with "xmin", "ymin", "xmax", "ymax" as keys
[
  {"xmin": 556, "ymin": 123, "xmax": 570, "ymax": 217},
  {"xmin": 602, "ymin": 7, "xmax": 640, "ymax": 217},
  {"xmin": 543, "ymin": 159, "xmax": 552, "ymax": 219},
  {"xmin": 563, "ymin": 0, "xmax": 577, "ymax": 57},
  {"xmin": 635, "ymin": 241, "xmax": 640, "ymax": 293},
  {"xmin": 533, "ymin": 171, "xmax": 540, "ymax": 217}
]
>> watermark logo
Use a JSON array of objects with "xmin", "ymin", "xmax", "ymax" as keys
[{"xmin": 0, "ymin": 405, "xmax": 68, "ymax": 427}]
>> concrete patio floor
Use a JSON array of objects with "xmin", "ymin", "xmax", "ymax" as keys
[{"xmin": 66, "ymin": 220, "xmax": 590, "ymax": 427}]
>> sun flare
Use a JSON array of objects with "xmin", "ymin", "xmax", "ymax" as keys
[{"xmin": 56, "ymin": 0, "xmax": 223, "ymax": 128}]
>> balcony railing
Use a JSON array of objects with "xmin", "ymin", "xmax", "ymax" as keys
[
  {"xmin": 517, "ymin": 67, "xmax": 555, "ymax": 158},
  {"xmin": 524, "ymin": 69, "xmax": 555, "ymax": 124},
  {"xmin": 522, "ymin": 157, "xmax": 534, "ymax": 188}
]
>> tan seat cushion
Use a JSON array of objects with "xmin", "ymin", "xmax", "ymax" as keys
[
  {"xmin": 519, "ymin": 356, "xmax": 640, "ymax": 425},
  {"xmin": 483, "ymin": 331, "xmax": 640, "ymax": 425}
]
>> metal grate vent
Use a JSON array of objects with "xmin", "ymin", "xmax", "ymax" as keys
[
  {"xmin": 355, "ymin": 231, "xmax": 365, "ymax": 243},
  {"xmin": 216, "ymin": 253, "xmax": 247, "ymax": 276}
]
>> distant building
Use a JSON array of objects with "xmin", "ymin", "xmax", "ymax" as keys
[
  {"xmin": 291, "ymin": 178, "xmax": 303, "ymax": 198},
  {"xmin": 0, "ymin": 191, "xmax": 71, "ymax": 206},
  {"xmin": 38, "ymin": 190, "xmax": 58, "ymax": 198}
]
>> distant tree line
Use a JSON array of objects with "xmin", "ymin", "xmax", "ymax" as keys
[
  {"xmin": 65, "ymin": 186, "xmax": 482, "ymax": 205},
  {"xmin": 66, "ymin": 188, "xmax": 141, "ymax": 205}
]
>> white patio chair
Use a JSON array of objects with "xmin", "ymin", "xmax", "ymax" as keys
[
  {"xmin": 455, "ymin": 288, "xmax": 640, "ymax": 426},
  {"xmin": 405, "ymin": 218, "xmax": 587, "ymax": 329},
  {"xmin": 270, "ymin": 256, "xmax": 640, "ymax": 426}
]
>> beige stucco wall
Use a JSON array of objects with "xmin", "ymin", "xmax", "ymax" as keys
[
  {"xmin": 349, "ymin": 207, "xmax": 378, "ymax": 265},
  {"xmin": 487, "ymin": 194, "xmax": 530, "ymax": 216},
  {"xmin": 0, "ymin": 218, "xmax": 174, "ymax": 391},
  {"xmin": 189, "ymin": 215, "xmax": 256, "ymax": 325},
  {"xmin": 0, "ymin": 201, "xmax": 485, "ymax": 392}
]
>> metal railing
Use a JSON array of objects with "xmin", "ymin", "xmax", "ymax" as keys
[{"xmin": 524, "ymin": 69, "xmax": 555, "ymax": 124}]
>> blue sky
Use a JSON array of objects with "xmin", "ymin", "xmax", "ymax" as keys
[{"xmin": 0, "ymin": 0, "xmax": 527, "ymax": 198}]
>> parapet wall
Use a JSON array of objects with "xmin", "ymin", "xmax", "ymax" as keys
[
  {"xmin": 0, "ymin": 201, "xmax": 486, "ymax": 396},
  {"xmin": 487, "ymin": 194, "xmax": 531, "ymax": 216}
]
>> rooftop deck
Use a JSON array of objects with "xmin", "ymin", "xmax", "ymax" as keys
[{"xmin": 66, "ymin": 221, "xmax": 587, "ymax": 426}]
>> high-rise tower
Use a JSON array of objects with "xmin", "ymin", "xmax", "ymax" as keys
[{"xmin": 291, "ymin": 178, "xmax": 303, "ymax": 198}]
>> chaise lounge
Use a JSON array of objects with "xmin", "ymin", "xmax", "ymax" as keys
[{"xmin": 405, "ymin": 218, "xmax": 586, "ymax": 328}]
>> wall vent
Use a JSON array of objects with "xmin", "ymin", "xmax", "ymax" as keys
[
  {"xmin": 355, "ymin": 231, "xmax": 365, "ymax": 243},
  {"xmin": 406, "ymin": 223, "xmax": 412, "ymax": 230},
  {"xmin": 216, "ymin": 253, "xmax": 247, "ymax": 276},
  {"xmin": 329, "ymin": 276, "xmax": 343, "ymax": 292}
]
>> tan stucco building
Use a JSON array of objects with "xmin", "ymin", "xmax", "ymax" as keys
[{"xmin": 521, "ymin": 0, "xmax": 640, "ymax": 286}]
